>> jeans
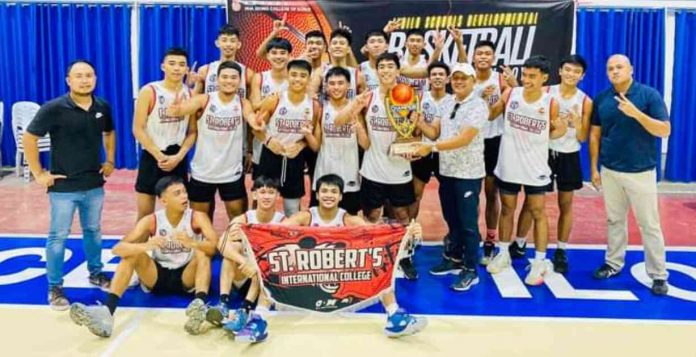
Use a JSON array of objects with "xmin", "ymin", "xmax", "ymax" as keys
[
  {"xmin": 47, "ymin": 187, "xmax": 105, "ymax": 288},
  {"xmin": 439, "ymin": 176, "xmax": 482, "ymax": 270}
]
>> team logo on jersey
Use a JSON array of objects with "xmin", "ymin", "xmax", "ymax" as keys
[
  {"xmin": 371, "ymin": 105, "xmax": 379, "ymax": 113},
  {"xmin": 423, "ymin": 102, "xmax": 431, "ymax": 111},
  {"xmin": 210, "ymin": 74, "xmax": 217, "ymax": 83},
  {"xmin": 538, "ymin": 106, "xmax": 546, "ymax": 114},
  {"xmin": 158, "ymin": 96, "xmax": 165, "ymax": 105},
  {"xmin": 158, "ymin": 229, "xmax": 167, "ymax": 237},
  {"xmin": 325, "ymin": 112, "xmax": 331, "ymax": 121},
  {"xmin": 510, "ymin": 101, "xmax": 519, "ymax": 110},
  {"xmin": 262, "ymin": 85, "xmax": 270, "ymax": 94},
  {"xmin": 209, "ymin": 104, "xmax": 217, "ymax": 113},
  {"xmin": 279, "ymin": 107, "xmax": 288, "ymax": 115}
]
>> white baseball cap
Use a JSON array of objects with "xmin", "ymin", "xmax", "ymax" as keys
[{"xmin": 450, "ymin": 62, "xmax": 476, "ymax": 77}]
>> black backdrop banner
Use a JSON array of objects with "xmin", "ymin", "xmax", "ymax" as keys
[{"xmin": 227, "ymin": 0, "xmax": 574, "ymax": 81}]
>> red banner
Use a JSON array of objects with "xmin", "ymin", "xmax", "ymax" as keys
[{"xmin": 241, "ymin": 224, "xmax": 407, "ymax": 313}]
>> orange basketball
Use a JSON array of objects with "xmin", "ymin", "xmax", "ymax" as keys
[{"xmin": 391, "ymin": 83, "xmax": 413, "ymax": 105}]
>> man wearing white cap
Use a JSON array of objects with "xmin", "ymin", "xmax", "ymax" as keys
[{"xmin": 415, "ymin": 62, "xmax": 489, "ymax": 291}]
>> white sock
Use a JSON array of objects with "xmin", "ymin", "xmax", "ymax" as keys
[
  {"xmin": 535, "ymin": 251, "xmax": 546, "ymax": 261},
  {"xmin": 499, "ymin": 241, "xmax": 511, "ymax": 251},
  {"xmin": 557, "ymin": 241, "xmax": 567, "ymax": 250},
  {"xmin": 386, "ymin": 303, "xmax": 399, "ymax": 316},
  {"xmin": 515, "ymin": 237, "xmax": 527, "ymax": 246}
]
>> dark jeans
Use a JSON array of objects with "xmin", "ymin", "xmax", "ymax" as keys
[{"xmin": 439, "ymin": 176, "xmax": 482, "ymax": 270}]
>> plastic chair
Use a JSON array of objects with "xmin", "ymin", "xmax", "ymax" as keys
[{"xmin": 12, "ymin": 101, "xmax": 49, "ymax": 181}]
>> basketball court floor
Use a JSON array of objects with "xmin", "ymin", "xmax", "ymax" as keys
[{"xmin": 0, "ymin": 170, "xmax": 695, "ymax": 356}]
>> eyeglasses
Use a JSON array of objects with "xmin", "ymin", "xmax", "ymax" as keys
[{"xmin": 449, "ymin": 102, "xmax": 461, "ymax": 120}]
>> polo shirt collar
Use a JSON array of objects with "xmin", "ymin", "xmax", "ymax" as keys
[
  {"xmin": 612, "ymin": 79, "xmax": 637, "ymax": 96},
  {"xmin": 63, "ymin": 93, "xmax": 96, "ymax": 111}
]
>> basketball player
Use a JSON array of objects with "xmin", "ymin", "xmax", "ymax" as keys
[
  {"xmin": 310, "ymin": 28, "xmax": 366, "ymax": 101},
  {"xmin": 166, "ymin": 61, "xmax": 256, "ymax": 222},
  {"xmin": 486, "ymin": 56, "xmax": 567, "ymax": 285},
  {"xmin": 359, "ymin": 29, "xmax": 390, "ymax": 91},
  {"xmin": 254, "ymin": 16, "xmax": 329, "ymax": 71},
  {"xmin": 132, "ymin": 47, "xmax": 196, "ymax": 220},
  {"xmin": 69, "ymin": 176, "xmax": 218, "ymax": 337},
  {"xmin": 513, "ymin": 55, "xmax": 593, "ymax": 273},
  {"xmin": 251, "ymin": 59, "xmax": 321, "ymax": 216},
  {"xmin": 193, "ymin": 25, "xmax": 254, "ymax": 97}
]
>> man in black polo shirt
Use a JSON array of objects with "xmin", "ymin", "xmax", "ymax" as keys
[
  {"xmin": 23, "ymin": 60, "xmax": 116, "ymax": 310},
  {"xmin": 589, "ymin": 54, "xmax": 671, "ymax": 295}
]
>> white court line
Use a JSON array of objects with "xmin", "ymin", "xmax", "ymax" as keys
[{"xmin": 100, "ymin": 309, "xmax": 145, "ymax": 357}]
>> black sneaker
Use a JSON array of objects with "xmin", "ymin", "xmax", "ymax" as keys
[
  {"xmin": 593, "ymin": 263, "xmax": 620, "ymax": 279},
  {"xmin": 429, "ymin": 258, "xmax": 464, "ymax": 276},
  {"xmin": 89, "ymin": 273, "xmax": 111, "ymax": 292},
  {"xmin": 552, "ymin": 249, "xmax": 569, "ymax": 274},
  {"xmin": 451, "ymin": 269, "xmax": 480, "ymax": 292},
  {"xmin": 399, "ymin": 258, "xmax": 418, "ymax": 280},
  {"xmin": 48, "ymin": 286, "xmax": 70, "ymax": 311},
  {"xmin": 479, "ymin": 241, "xmax": 496, "ymax": 266},
  {"xmin": 651, "ymin": 279, "xmax": 668, "ymax": 295},
  {"xmin": 509, "ymin": 241, "xmax": 527, "ymax": 259}
]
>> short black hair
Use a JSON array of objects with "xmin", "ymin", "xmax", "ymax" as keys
[
  {"xmin": 218, "ymin": 24, "xmax": 240, "ymax": 38},
  {"xmin": 252, "ymin": 176, "xmax": 280, "ymax": 191},
  {"xmin": 364, "ymin": 29, "xmax": 389, "ymax": 43},
  {"xmin": 376, "ymin": 52, "xmax": 400, "ymax": 69},
  {"xmin": 523, "ymin": 55, "xmax": 551, "ymax": 74},
  {"xmin": 162, "ymin": 47, "xmax": 188, "ymax": 62},
  {"xmin": 428, "ymin": 61, "xmax": 450, "ymax": 76},
  {"xmin": 330, "ymin": 28, "xmax": 352, "ymax": 45},
  {"xmin": 325, "ymin": 66, "xmax": 351, "ymax": 83},
  {"xmin": 474, "ymin": 40, "xmax": 495, "ymax": 51},
  {"xmin": 305, "ymin": 30, "xmax": 325, "ymax": 41},
  {"xmin": 559, "ymin": 54, "xmax": 588, "ymax": 73},
  {"xmin": 405, "ymin": 28, "xmax": 425, "ymax": 39},
  {"xmin": 266, "ymin": 37, "xmax": 293, "ymax": 53},
  {"xmin": 66, "ymin": 59, "xmax": 95, "ymax": 76},
  {"xmin": 154, "ymin": 176, "xmax": 185, "ymax": 198},
  {"xmin": 316, "ymin": 174, "xmax": 344, "ymax": 193},
  {"xmin": 217, "ymin": 61, "xmax": 242, "ymax": 76},
  {"xmin": 287, "ymin": 59, "xmax": 312, "ymax": 74}
]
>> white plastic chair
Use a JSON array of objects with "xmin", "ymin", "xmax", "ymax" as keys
[{"xmin": 12, "ymin": 101, "xmax": 49, "ymax": 181}]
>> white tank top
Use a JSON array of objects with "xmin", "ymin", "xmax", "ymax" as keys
[
  {"xmin": 204, "ymin": 60, "xmax": 248, "ymax": 98},
  {"xmin": 190, "ymin": 92, "xmax": 245, "ymax": 183},
  {"xmin": 267, "ymin": 91, "xmax": 313, "ymax": 146},
  {"xmin": 145, "ymin": 81, "xmax": 192, "ymax": 151},
  {"xmin": 420, "ymin": 91, "xmax": 453, "ymax": 143},
  {"xmin": 360, "ymin": 89, "xmax": 412, "ymax": 184},
  {"xmin": 312, "ymin": 102, "xmax": 360, "ymax": 192},
  {"xmin": 494, "ymin": 87, "xmax": 553, "ymax": 186},
  {"xmin": 245, "ymin": 209, "xmax": 285, "ymax": 224},
  {"xmin": 253, "ymin": 71, "xmax": 289, "ymax": 164},
  {"xmin": 150, "ymin": 208, "xmax": 202, "ymax": 269},
  {"xmin": 308, "ymin": 207, "xmax": 346, "ymax": 227},
  {"xmin": 321, "ymin": 64, "xmax": 358, "ymax": 102},
  {"xmin": 548, "ymin": 85, "xmax": 587, "ymax": 153},
  {"xmin": 359, "ymin": 61, "xmax": 380, "ymax": 91},
  {"xmin": 398, "ymin": 54, "xmax": 428, "ymax": 95},
  {"xmin": 474, "ymin": 71, "xmax": 504, "ymax": 139}
]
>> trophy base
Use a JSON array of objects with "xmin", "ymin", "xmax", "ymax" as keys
[{"xmin": 389, "ymin": 141, "xmax": 421, "ymax": 156}]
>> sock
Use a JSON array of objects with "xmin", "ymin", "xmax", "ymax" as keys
[
  {"xmin": 256, "ymin": 305, "xmax": 270, "ymax": 319},
  {"xmin": 535, "ymin": 251, "xmax": 546, "ymax": 261},
  {"xmin": 241, "ymin": 299, "xmax": 254, "ymax": 313},
  {"xmin": 220, "ymin": 294, "xmax": 230, "ymax": 306},
  {"xmin": 195, "ymin": 291, "xmax": 208, "ymax": 302},
  {"xmin": 499, "ymin": 241, "xmax": 510, "ymax": 251},
  {"xmin": 557, "ymin": 241, "xmax": 567, "ymax": 250},
  {"xmin": 106, "ymin": 293, "xmax": 120, "ymax": 315},
  {"xmin": 486, "ymin": 229, "xmax": 497, "ymax": 241},
  {"xmin": 385, "ymin": 303, "xmax": 399, "ymax": 316},
  {"xmin": 515, "ymin": 237, "xmax": 527, "ymax": 246}
]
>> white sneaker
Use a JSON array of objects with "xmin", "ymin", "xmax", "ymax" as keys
[
  {"xmin": 486, "ymin": 251, "xmax": 511, "ymax": 274},
  {"xmin": 525, "ymin": 259, "xmax": 552, "ymax": 286}
]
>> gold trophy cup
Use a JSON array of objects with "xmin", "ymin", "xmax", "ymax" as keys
[{"xmin": 385, "ymin": 83, "xmax": 421, "ymax": 156}]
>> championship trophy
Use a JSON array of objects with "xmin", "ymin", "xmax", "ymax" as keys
[{"xmin": 385, "ymin": 83, "xmax": 421, "ymax": 156}]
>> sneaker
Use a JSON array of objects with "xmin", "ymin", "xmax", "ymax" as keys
[
  {"xmin": 88, "ymin": 273, "xmax": 111, "ymax": 292},
  {"xmin": 235, "ymin": 314, "xmax": 268, "ymax": 343},
  {"xmin": 509, "ymin": 241, "xmax": 527, "ymax": 259},
  {"xmin": 479, "ymin": 241, "xmax": 496, "ymax": 266},
  {"xmin": 384, "ymin": 309, "xmax": 427, "ymax": 338},
  {"xmin": 206, "ymin": 302, "xmax": 229, "ymax": 327},
  {"xmin": 184, "ymin": 298, "xmax": 207, "ymax": 335},
  {"xmin": 651, "ymin": 279, "xmax": 669, "ymax": 296},
  {"xmin": 399, "ymin": 257, "xmax": 418, "ymax": 280},
  {"xmin": 593, "ymin": 263, "xmax": 621, "ymax": 279},
  {"xmin": 552, "ymin": 249, "xmax": 569, "ymax": 274},
  {"xmin": 451, "ymin": 269, "xmax": 480, "ymax": 291},
  {"xmin": 222, "ymin": 308, "xmax": 249, "ymax": 333},
  {"xmin": 48, "ymin": 286, "xmax": 70, "ymax": 311},
  {"xmin": 429, "ymin": 258, "xmax": 464, "ymax": 276},
  {"xmin": 486, "ymin": 252, "xmax": 511, "ymax": 274},
  {"xmin": 69, "ymin": 303, "xmax": 113, "ymax": 337},
  {"xmin": 525, "ymin": 259, "xmax": 552, "ymax": 286}
]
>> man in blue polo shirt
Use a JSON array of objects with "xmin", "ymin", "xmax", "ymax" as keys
[{"xmin": 589, "ymin": 54, "xmax": 671, "ymax": 295}]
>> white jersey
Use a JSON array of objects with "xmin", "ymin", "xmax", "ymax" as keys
[
  {"xmin": 321, "ymin": 64, "xmax": 358, "ymax": 102},
  {"xmin": 308, "ymin": 207, "xmax": 346, "ymax": 227},
  {"xmin": 313, "ymin": 102, "xmax": 360, "ymax": 192},
  {"xmin": 548, "ymin": 85, "xmax": 588, "ymax": 153},
  {"xmin": 253, "ymin": 71, "xmax": 289, "ymax": 164},
  {"xmin": 494, "ymin": 87, "xmax": 553, "ymax": 186},
  {"xmin": 245, "ymin": 209, "xmax": 285, "ymax": 224},
  {"xmin": 204, "ymin": 60, "xmax": 248, "ymax": 98},
  {"xmin": 190, "ymin": 92, "xmax": 245, "ymax": 183},
  {"xmin": 145, "ymin": 81, "xmax": 192, "ymax": 151},
  {"xmin": 474, "ymin": 71, "xmax": 504, "ymax": 139},
  {"xmin": 359, "ymin": 61, "xmax": 380, "ymax": 91},
  {"xmin": 420, "ymin": 91, "xmax": 453, "ymax": 143},
  {"xmin": 398, "ymin": 54, "xmax": 428, "ymax": 95},
  {"xmin": 150, "ymin": 209, "xmax": 202, "ymax": 270},
  {"xmin": 360, "ymin": 89, "xmax": 412, "ymax": 184},
  {"xmin": 267, "ymin": 91, "xmax": 313, "ymax": 146}
]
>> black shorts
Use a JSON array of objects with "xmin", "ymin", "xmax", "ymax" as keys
[
  {"xmin": 303, "ymin": 147, "xmax": 318, "ymax": 180},
  {"xmin": 188, "ymin": 176, "xmax": 246, "ymax": 203},
  {"xmin": 135, "ymin": 145, "xmax": 188, "ymax": 195},
  {"xmin": 360, "ymin": 177, "xmax": 415, "ymax": 211},
  {"xmin": 495, "ymin": 177, "xmax": 547, "ymax": 196},
  {"xmin": 310, "ymin": 190, "xmax": 361, "ymax": 215},
  {"xmin": 251, "ymin": 163, "xmax": 261, "ymax": 180},
  {"xmin": 548, "ymin": 150, "xmax": 583, "ymax": 192},
  {"xmin": 484, "ymin": 136, "xmax": 501, "ymax": 177},
  {"xmin": 411, "ymin": 153, "xmax": 439, "ymax": 183},
  {"xmin": 257, "ymin": 146, "xmax": 305, "ymax": 199},
  {"xmin": 150, "ymin": 260, "xmax": 192, "ymax": 295}
]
